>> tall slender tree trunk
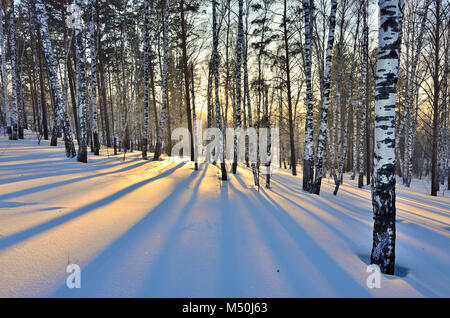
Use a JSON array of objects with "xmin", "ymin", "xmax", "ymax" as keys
[
  {"xmin": 233, "ymin": 0, "xmax": 244, "ymax": 174},
  {"xmin": 303, "ymin": 0, "xmax": 314, "ymax": 191},
  {"xmin": 34, "ymin": 0, "xmax": 76, "ymax": 157},
  {"xmin": 284, "ymin": 0, "xmax": 297, "ymax": 176},
  {"xmin": 358, "ymin": 0, "xmax": 369, "ymax": 189},
  {"xmin": 243, "ymin": 0, "xmax": 258, "ymax": 186},
  {"xmin": 0, "ymin": 7, "xmax": 11, "ymax": 139},
  {"xmin": 212, "ymin": 0, "xmax": 227, "ymax": 181},
  {"xmin": 142, "ymin": 0, "xmax": 150, "ymax": 160},
  {"xmin": 74, "ymin": 0, "xmax": 88, "ymax": 163},
  {"xmin": 431, "ymin": 0, "xmax": 441, "ymax": 196},
  {"xmin": 334, "ymin": 4, "xmax": 361, "ymax": 195},
  {"xmin": 89, "ymin": 0, "xmax": 99, "ymax": 155},
  {"xmin": 370, "ymin": 0, "xmax": 403, "ymax": 275},
  {"xmin": 154, "ymin": 0, "xmax": 169, "ymax": 161},
  {"xmin": 311, "ymin": 0, "xmax": 338, "ymax": 195},
  {"xmin": 180, "ymin": 0, "xmax": 195, "ymax": 168}
]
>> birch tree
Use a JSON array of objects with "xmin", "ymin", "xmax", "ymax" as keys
[
  {"xmin": 142, "ymin": 0, "xmax": 150, "ymax": 160},
  {"xmin": 34, "ymin": 0, "xmax": 76, "ymax": 158},
  {"xmin": 401, "ymin": 0, "xmax": 431, "ymax": 187},
  {"xmin": 334, "ymin": 3, "xmax": 361, "ymax": 195},
  {"xmin": 180, "ymin": 0, "xmax": 195, "ymax": 168},
  {"xmin": 232, "ymin": 0, "xmax": 244, "ymax": 175},
  {"xmin": 311, "ymin": 0, "xmax": 338, "ymax": 195},
  {"xmin": 303, "ymin": 0, "xmax": 314, "ymax": 191},
  {"xmin": 0, "ymin": 6, "xmax": 10, "ymax": 139},
  {"xmin": 243, "ymin": 0, "xmax": 258, "ymax": 186},
  {"xmin": 8, "ymin": 0, "xmax": 20, "ymax": 140},
  {"xmin": 358, "ymin": 0, "xmax": 369, "ymax": 189},
  {"xmin": 370, "ymin": 0, "xmax": 403, "ymax": 275},
  {"xmin": 90, "ymin": 0, "xmax": 100, "ymax": 155},
  {"xmin": 212, "ymin": 0, "xmax": 227, "ymax": 181},
  {"xmin": 74, "ymin": 0, "xmax": 88, "ymax": 163},
  {"xmin": 154, "ymin": 0, "xmax": 169, "ymax": 161}
]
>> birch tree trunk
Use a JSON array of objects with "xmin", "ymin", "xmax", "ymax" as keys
[
  {"xmin": 180, "ymin": 0, "xmax": 195, "ymax": 168},
  {"xmin": 439, "ymin": 36, "xmax": 448, "ymax": 186},
  {"xmin": 153, "ymin": 0, "xmax": 169, "ymax": 161},
  {"xmin": 212, "ymin": 0, "xmax": 227, "ymax": 181},
  {"xmin": 303, "ymin": 0, "xmax": 314, "ymax": 191},
  {"xmin": 431, "ymin": 0, "xmax": 441, "ymax": 196},
  {"xmin": 233, "ymin": 0, "xmax": 244, "ymax": 174},
  {"xmin": 334, "ymin": 4, "xmax": 361, "ymax": 195},
  {"xmin": 264, "ymin": 85, "xmax": 271, "ymax": 189},
  {"xmin": 311, "ymin": 0, "xmax": 338, "ymax": 195},
  {"xmin": 0, "ymin": 7, "xmax": 11, "ymax": 139},
  {"xmin": 74, "ymin": 0, "xmax": 88, "ymax": 163},
  {"xmin": 90, "ymin": 0, "xmax": 100, "ymax": 155},
  {"xmin": 402, "ymin": 0, "xmax": 431, "ymax": 187},
  {"xmin": 142, "ymin": 0, "xmax": 150, "ymax": 160},
  {"xmin": 358, "ymin": 0, "xmax": 369, "ymax": 189},
  {"xmin": 284, "ymin": 0, "xmax": 297, "ymax": 177},
  {"xmin": 370, "ymin": 0, "xmax": 403, "ymax": 275},
  {"xmin": 8, "ymin": 0, "xmax": 19, "ymax": 140},
  {"xmin": 34, "ymin": 0, "xmax": 76, "ymax": 158}
]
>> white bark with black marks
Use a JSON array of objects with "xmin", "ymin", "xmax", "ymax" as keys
[
  {"xmin": 34, "ymin": 0, "xmax": 76, "ymax": 158},
  {"xmin": 370, "ymin": 0, "xmax": 403, "ymax": 275},
  {"xmin": 311, "ymin": 0, "xmax": 338, "ymax": 195}
]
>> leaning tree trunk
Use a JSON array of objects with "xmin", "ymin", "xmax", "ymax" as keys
[
  {"xmin": 311, "ymin": 0, "xmax": 338, "ymax": 195},
  {"xmin": 34, "ymin": 0, "xmax": 76, "ymax": 158},
  {"xmin": 303, "ymin": 0, "xmax": 314, "ymax": 191},
  {"xmin": 212, "ymin": 0, "xmax": 227, "ymax": 181},
  {"xmin": 0, "ymin": 7, "xmax": 11, "ymax": 139},
  {"xmin": 154, "ymin": 0, "xmax": 169, "ymax": 161},
  {"xmin": 90, "ymin": 0, "xmax": 100, "ymax": 155},
  {"xmin": 74, "ymin": 0, "xmax": 88, "ymax": 163},
  {"xmin": 370, "ymin": 0, "xmax": 403, "ymax": 275}
]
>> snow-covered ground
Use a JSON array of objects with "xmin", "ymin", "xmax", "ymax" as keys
[{"xmin": 0, "ymin": 131, "xmax": 449, "ymax": 297}]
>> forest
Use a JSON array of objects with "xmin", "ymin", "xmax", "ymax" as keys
[{"xmin": 0, "ymin": 0, "xmax": 449, "ymax": 298}]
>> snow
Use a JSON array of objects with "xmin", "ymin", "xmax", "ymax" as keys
[{"xmin": 0, "ymin": 131, "xmax": 449, "ymax": 297}]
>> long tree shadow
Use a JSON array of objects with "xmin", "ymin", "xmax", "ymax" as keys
[
  {"xmin": 0, "ymin": 159, "xmax": 154, "ymax": 201},
  {"xmin": 232, "ymin": 173, "xmax": 372, "ymax": 296},
  {"xmin": 0, "ymin": 155, "xmax": 146, "ymax": 185},
  {"xmin": 0, "ymin": 162, "xmax": 185, "ymax": 253},
  {"xmin": 51, "ymin": 162, "xmax": 207, "ymax": 297}
]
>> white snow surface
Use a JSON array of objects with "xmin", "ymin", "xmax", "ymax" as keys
[{"xmin": 0, "ymin": 132, "xmax": 449, "ymax": 297}]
